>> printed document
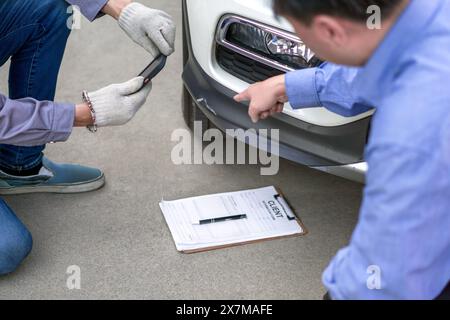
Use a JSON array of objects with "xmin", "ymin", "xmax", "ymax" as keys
[{"xmin": 159, "ymin": 186, "xmax": 305, "ymax": 253}]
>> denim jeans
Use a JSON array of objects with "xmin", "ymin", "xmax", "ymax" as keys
[
  {"xmin": 0, "ymin": 198, "xmax": 33, "ymax": 275},
  {"xmin": 0, "ymin": 0, "xmax": 71, "ymax": 175},
  {"xmin": 0, "ymin": 0, "xmax": 70, "ymax": 274}
]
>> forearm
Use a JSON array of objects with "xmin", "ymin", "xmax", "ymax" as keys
[
  {"xmin": 101, "ymin": 0, "xmax": 132, "ymax": 20},
  {"xmin": 71, "ymin": 0, "xmax": 176, "ymax": 57},
  {"xmin": 285, "ymin": 63, "xmax": 373, "ymax": 117},
  {"xmin": 65, "ymin": 0, "xmax": 132, "ymax": 21},
  {"xmin": 65, "ymin": 0, "xmax": 108, "ymax": 21},
  {"xmin": 66, "ymin": 0, "xmax": 132, "ymax": 21},
  {"xmin": 0, "ymin": 94, "xmax": 75, "ymax": 146}
]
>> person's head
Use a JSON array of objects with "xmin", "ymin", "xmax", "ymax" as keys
[{"xmin": 273, "ymin": 0, "xmax": 408, "ymax": 66}]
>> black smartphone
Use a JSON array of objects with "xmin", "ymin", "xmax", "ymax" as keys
[{"xmin": 138, "ymin": 55, "xmax": 167, "ymax": 89}]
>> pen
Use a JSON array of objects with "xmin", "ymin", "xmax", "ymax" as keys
[{"xmin": 193, "ymin": 214, "xmax": 248, "ymax": 225}]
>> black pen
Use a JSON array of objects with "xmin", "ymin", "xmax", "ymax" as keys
[{"xmin": 193, "ymin": 214, "xmax": 248, "ymax": 225}]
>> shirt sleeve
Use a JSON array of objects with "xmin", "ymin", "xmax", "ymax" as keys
[
  {"xmin": 285, "ymin": 62, "xmax": 374, "ymax": 117},
  {"xmin": 0, "ymin": 94, "xmax": 75, "ymax": 147},
  {"xmin": 322, "ymin": 143, "xmax": 450, "ymax": 300},
  {"xmin": 65, "ymin": 0, "xmax": 108, "ymax": 22}
]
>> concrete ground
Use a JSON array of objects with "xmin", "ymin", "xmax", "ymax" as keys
[{"xmin": 0, "ymin": 0, "xmax": 363, "ymax": 299}]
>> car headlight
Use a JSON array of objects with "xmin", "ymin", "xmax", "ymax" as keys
[{"xmin": 217, "ymin": 15, "xmax": 321, "ymax": 71}]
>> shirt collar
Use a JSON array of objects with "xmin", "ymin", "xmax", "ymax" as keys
[{"xmin": 353, "ymin": 0, "xmax": 443, "ymax": 103}]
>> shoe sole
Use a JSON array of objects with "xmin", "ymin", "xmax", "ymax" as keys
[{"xmin": 0, "ymin": 174, "xmax": 105, "ymax": 195}]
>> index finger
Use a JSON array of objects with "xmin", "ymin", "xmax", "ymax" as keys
[{"xmin": 234, "ymin": 89, "xmax": 251, "ymax": 103}]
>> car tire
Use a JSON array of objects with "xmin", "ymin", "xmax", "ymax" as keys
[
  {"xmin": 182, "ymin": 86, "xmax": 210, "ymax": 132},
  {"xmin": 182, "ymin": 6, "xmax": 209, "ymax": 133}
]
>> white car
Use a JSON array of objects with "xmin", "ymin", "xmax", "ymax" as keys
[{"xmin": 181, "ymin": 0, "xmax": 370, "ymax": 183}]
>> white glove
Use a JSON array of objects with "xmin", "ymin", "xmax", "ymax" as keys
[
  {"xmin": 88, "ymin": 77, "xmax": 152, "ymax": 127},
  {"xmin": 118, "ymin": 2, "xmax": 176, "ymax": 58}
]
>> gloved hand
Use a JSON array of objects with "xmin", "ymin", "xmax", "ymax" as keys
[
  {"xmin": 88, "ymin": 77, "xmax": 152, "ymax": 127},
  {"xmin": 118, "ymin": 2, "xmax": 176, "ymax": 58}
]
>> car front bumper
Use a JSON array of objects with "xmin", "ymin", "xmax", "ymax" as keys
[{"xmin": 182, "ymin": 0, "xmax": 369, "ymax": 181}]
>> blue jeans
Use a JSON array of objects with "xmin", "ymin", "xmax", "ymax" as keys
[
  {"xmin": 0, "ymin": 199, "xmax": 32, "ymax": 275},
  {"xmin": 0, "ymin": 0, "xmax": 71, "ymax": 175},
  {"xmin": 0, "ymin": 0, "xmax": 70, "ymax": 274}
]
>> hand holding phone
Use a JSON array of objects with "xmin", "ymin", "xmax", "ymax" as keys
[{"xmin": 138, "ymin": 55, "xmax": 167, "ymax": 90}]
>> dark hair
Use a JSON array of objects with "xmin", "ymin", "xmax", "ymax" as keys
[{"xmin": 273, "ymin": 0, "xmax": 403, "ymax": 24}]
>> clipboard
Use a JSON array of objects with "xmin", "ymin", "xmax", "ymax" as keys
[{"xmin": 160, "ymin": 186, "xmax": 308, "ymax": 254}]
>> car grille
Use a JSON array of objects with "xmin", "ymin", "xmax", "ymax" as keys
[{"xmin": 216, "ymin": 45, "xmax": 284, "ymax": 84}]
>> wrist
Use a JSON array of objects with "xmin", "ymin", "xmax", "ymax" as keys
[
  {"xmin": 102, "ymin": 0, "xmax": 132, "ymax": 20},
  {"xmin": 271, "ymin": 74, "xmax": 287, "ymax": 99},
  {"xmin": 74, "ymin": 103, "xmax": 94, "ymax": 127},
  {"xmin": 277, "ymin": 74, "xmax": 287, "ymax": 97}
]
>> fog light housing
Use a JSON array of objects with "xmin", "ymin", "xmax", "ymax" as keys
[{"xmin": 217, "ymin": 15, "xmax": 321, "ymax": 71}]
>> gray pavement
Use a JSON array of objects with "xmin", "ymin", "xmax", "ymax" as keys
[{"xmin": 0, "ymin": 0, "xmax": 362, "ymax": 299}]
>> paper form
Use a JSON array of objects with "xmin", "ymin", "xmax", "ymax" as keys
[{"xmin": 159, "ymin": 186, "xmax": 305, "ymax": 252}]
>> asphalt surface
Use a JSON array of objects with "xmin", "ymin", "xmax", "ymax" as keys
[{"xmin": 0, "ymin": 0, "xmax": 363, "ymax": 299}]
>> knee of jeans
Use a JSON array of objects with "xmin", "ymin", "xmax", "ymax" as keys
[
  {"xmin": 0, "ymin": 229, "xmax": 33, "ymax": 275},
  {"xmin": 34, "ymin": 0, "xmax": 71, "ymax": 35}
]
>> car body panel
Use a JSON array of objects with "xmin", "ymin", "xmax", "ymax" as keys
[
  {"xmin": 185, "ymin": 0, "xmax": 373, "ymax": 127},
  {"xmin": 182, "ymin": 0, "xmax": 368, "ymax": 182}
]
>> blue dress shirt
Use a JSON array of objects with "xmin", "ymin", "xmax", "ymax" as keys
[{"xmin": 285, "ymin": 0, "xmax": 450, "ymax": 299}]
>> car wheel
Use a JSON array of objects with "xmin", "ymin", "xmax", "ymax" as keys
[
  {"xmin": 182, "ymin": 4, "xmax": 209, "ymax": 133},
  {"xmin": 182, "ymin": 86, "xmax": 210, "ymax": 132}
]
